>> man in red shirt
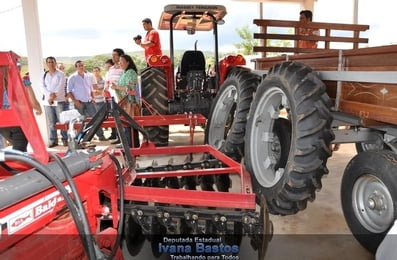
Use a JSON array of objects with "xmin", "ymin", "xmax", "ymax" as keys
[{"xmin": 134, "ymin": 18, "xmax": 162, "ymax": 62}]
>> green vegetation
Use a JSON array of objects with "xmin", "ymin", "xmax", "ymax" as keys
[
  {"xmin": 234, "ymin": 25, "xmax": 259, "ymax": 55},
  {"xmin": 233, "ymin": 25, "xmax": 293, "ymax": 57}
]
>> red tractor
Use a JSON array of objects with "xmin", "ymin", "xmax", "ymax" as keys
[
  {"xmin": 136, "ymin": 4, "xmax": 253, "ymax": 194},
  {"xmin": 139, "ymin": 4, "xmax": 246, "ymax": 147}
]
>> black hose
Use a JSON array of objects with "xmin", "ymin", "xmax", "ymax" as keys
[
  {"xmin": 50, "ymin": 152, "xmax": 102, "ymax": 260},
  {"xmin": 108, "ymin": 154, "xmax": 125, "ymax": 259},
  {"xmin": 2, "ymin": 150, "xmax": 97, "ymax": 260}
]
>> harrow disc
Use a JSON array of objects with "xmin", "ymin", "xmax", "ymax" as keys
[{"xmin": 258, "ymin": 195, "xmax": 273, "ymax": 260}]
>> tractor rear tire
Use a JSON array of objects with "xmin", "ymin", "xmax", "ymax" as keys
[
  {"xmin": 205, "ymin": 67, "xmax": 259, "ymax": 162},
  {"xmin": 245, "ymin": 61, "xmax": 334, "ymax": 215},
  {"xmin": 141, "ymin": 67, "xmax": 169, "ymax": 146},
  {"xmin": 341, "ymin": 150, "xmax": 397, "ymax": 254}
]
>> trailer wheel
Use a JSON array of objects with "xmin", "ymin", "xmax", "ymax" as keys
[
  {"xmin": 355, "ymin": 132, "xmax": 388, "ymax": 153},
  {"xmin": 141, "ymin": 67, "xmax": 169, "ymax": 146},
  {"xmin": 245, "ymin": 61, "xmax": 334, "ymax": 215},
  {"xmin": 205, "ymin": 68, "xmax": 259, "ymax": 162},
  {"xmin": 341, "ymin": 150, "xmax": 397, "ymax": 253}
]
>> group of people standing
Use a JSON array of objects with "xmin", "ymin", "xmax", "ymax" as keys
[
  {"xmin": 41, "ymin": 48, "xmax": 140, "ymax": 148},
  {"xmin": 43, "ymin": 17, "xmax": 161, "ymax": 148},
  {"xmin": 42, "ymin": 56, "xmax": 112, "ymax": 148}
]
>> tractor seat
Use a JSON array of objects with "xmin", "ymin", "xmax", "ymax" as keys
[{"xmin": 179, "ymin": 50, "xmax": 206, "ymax": 76}]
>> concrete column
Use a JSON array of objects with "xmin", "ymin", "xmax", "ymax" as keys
[
  {"xmin": 302, "ymin": 0, "xmax": 315, "ymax": 11},
  {"xmin": 21, "ymin": 0, "xmax": 48, "ymax": 145},
  {"xmin": 353, "ymin": 0, "xmax": 359, "ymax": 24}
]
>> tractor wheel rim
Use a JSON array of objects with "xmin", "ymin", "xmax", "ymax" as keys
[
  {"xmin": 208, "ymin": 84, "xmax": 237, "ymax": 149},
  {"xmin": 250, "ymin": 87, "xmax": 289, "ymax": 188},
  {"xmin": 352, "ymin": 174, "xmax": 394, "ymax": 233}
]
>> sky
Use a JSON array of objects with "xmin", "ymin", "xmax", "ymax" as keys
[{"xmin": 0, "ymin": 0, "xmax": 396, "ymax": 58}]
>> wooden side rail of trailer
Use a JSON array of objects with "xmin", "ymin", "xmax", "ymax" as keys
[
  {"xmin": 251, "ymin": 19, "xmax": 397, "ymax": 127},
  {"xmin": 253, "ymin": 19, "xmax": 369, "ymax": 56}
]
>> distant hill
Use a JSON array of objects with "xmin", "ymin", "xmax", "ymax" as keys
[
  {"xmin": 19, "ymin": 49, "xmax": 240, "ymax": 75},
  {"xmin": 56, "ymin": 49, "xmax": 236, "ymax": 63}
]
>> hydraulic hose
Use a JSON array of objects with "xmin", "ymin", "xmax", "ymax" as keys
[
  {"xmin": 50, "ymin": 152, "xmax": 105, "ymax": 260},
  {"xmin": 1, "ymin": 150, "xmax": 98, "ymax": 260},
  {"xmin": 108, "ymin": 154, "xmax": 125, "ymax": 259}
]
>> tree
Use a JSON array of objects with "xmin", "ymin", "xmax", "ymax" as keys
[
  {"xmin": 234, "ymin": 25, "xmax": 258, "ymax": 55},
  {"xmin": 266, "ymin": 28, "xmax": 294, "ymax": 57},
  {"xmin": 84, "ymin": 55, "xmax": 109, "ymax": 72}
]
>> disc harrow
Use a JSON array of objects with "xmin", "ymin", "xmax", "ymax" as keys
[{"xmin": 119, "ymin": 144, "xmax": 273, "ymax": 259}]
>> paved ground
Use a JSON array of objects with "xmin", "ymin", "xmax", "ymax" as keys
[{"xmin": 49, "ymin": 126, "xmax": 374, "ymax": 259}]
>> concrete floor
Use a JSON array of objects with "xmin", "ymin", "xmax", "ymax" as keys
[{"xmin": 52, "ymin": 126, "xmax": 375, "ymax": 259}]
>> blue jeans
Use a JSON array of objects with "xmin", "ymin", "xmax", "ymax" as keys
[
  {"xmin": 94, "ymin": 101, "xmax": 106, "ymax": 112},
  {"xmin": 0, "ymin": 135, "xmax": 5, "ymax": 149},
  {"xmin": 76, "ymin": 101, "xmax": 105, "ymax": 138},
  {"xmin": 44, "ymin": 102, "xmax": 68, "ymax": 144}
]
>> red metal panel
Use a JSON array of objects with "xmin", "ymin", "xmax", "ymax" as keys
[
  {"xmin": 123, "ymin": 186, "xmax": 256, "ymax": 209},
  {"xmin": 123, "ymin": 144, "xmax": 256, "ymax": 209},
  {"xmin": 0, "ymin": 51, "xmax": 48, "ymax": 163},
  {"xmin": 0, "ymin": 150, "xmax": 117, "ymax": 254},
  {"xmin": 56, "ymin": 113, "xmax": 207, "ymax": 130}
]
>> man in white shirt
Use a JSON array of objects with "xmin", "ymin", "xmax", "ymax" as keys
[{"xmin": 41, "ymin": 56, "xmax": 68, "ymax": 147}]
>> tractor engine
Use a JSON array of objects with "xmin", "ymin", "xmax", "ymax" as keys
[
  {"xmin": 186, "ymin": 70, "xmax": 206, "ymax": 92},
  {"xmin": 171, "ymin": 69, "xmax": 213, "ymax": 117},
  {"xmin": 170, "ymin": 49, "xmax": 215, "ymax": 117},
  {"xmin": 169, "ymin": 91, "xmax": 213, "ymax": 117}
]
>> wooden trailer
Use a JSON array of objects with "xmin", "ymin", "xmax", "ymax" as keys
[{"xmin": 247, "ymin": 18, "xmax": 397, "ymax": 254}]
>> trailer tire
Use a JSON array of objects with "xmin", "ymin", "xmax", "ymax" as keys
[
  {"xmin": 355, "ymin": 132, "xmax": 389, "ymax": 153},
  {"xmin": 341, "ymin": 150, "xmax": 397, "ymax": 253},
  {"xmin": 245, "ymin": 61, "xmax": 334, "ymax": 215},
  {"xmin": 205, "ymin": 67, "xmax": 259, "ymax": 162},
  {"xmin": 141, "ymin": 67, "xmax": 169, "ymax": 146}
]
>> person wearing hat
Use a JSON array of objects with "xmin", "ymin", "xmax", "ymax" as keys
[{"xmin": 134, "ymin": 18, "xmax": 162, "ymax": 62}]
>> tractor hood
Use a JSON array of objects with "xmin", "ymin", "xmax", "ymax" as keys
[{"xmin": 158, "ymin": 4, "xmax": 227, "ymax": 31}]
